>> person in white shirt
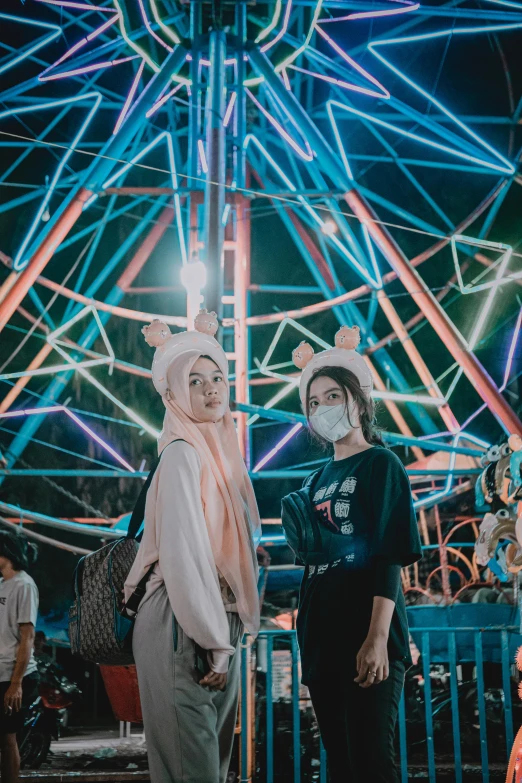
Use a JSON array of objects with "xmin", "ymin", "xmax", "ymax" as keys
[
  {"xmin": 0, "ymin": 530, "xmax": 39, "ymax": 783},
  {"xmin": 125, "ymin": 311, "xmax": 261, "ymax": 783}
]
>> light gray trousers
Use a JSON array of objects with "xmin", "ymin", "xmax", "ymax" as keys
[{"xmin": 133, "ymin": 586, "xmax": 243, "ymax": 783}]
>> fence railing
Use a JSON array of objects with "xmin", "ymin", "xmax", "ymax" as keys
[{"xmin": 240, "ymin": 626, "xmax": 521, "ymax": 783}]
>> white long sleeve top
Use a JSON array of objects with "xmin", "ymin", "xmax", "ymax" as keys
[{"xmin": 128, "ymin": 440, "xmax": 236, "ymax": 673}]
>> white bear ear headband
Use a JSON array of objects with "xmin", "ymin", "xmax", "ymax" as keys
[
  {"xmin": 292, "ymin": 325, "xmax": 361, "ymax": 369},
  {"xmin": 142, "ymin": 309, "xmax": 219, "ymax": 348},
  {"xmin": 141, "ymin": 310, "xmax": 224, "ymax": 399},
  {"xmin": 292, "ymin": 325, "xmax": 373, "ymax": 403}
]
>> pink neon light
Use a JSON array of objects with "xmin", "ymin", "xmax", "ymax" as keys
[
  {"xmin": 0, "ymin": 405, "xmax": 135, "ymax": 472},
  {"xmin": 41, "ymin": 55, "xmax": 139, "ymax": 83},
  {"xmin": 314, "ymin": 25, "xmax": 390, "ymax": 99},
  {"xmin": 114, "ymin": 59, "xmax": 145, "ymax": 133},
  {"xmin": 65, "ymin": 410, "xmax": 135, "ymax": 472},
  {"xmin": 245, "ymin": 88, "xmax": 313, "ymax": 161},
  {"xmin": 281, "ymin": 69, "xmax": 291, "ymax": 90},
  {"xmin": 198, "ymin": 140, "xmax": 208, "ymax": 173},
  {"xmin": 253, "ymin": 423, "xmax": 303, "ymax": 472},
  {"xmin": 223, "ymin": 92, "xmax": 237, "ymax": 128},
  {"xmin": 185, "ymin": 55, "xmax": 237, "ymax": 66},
  {"xmin": 137, "ymin": 0, "xmax": 172, "ymax": 52},
  {"xmin": 34, "ymin": 0, "xmax": 118, "ymax": 11},
  {"xmin": 262, "ymin": 0, "xmax": 293, "ymax": 53},
  {"xmin": 146, "ymin": 82, "xmax": 184, "ymax": 118},
  {"xmin": 38, "ymin": 15, "xmax": 120, "ymax": 82},
  {"xmin": 317, "ymin": 0, "xmax": 418, "ymax": 22},
  {"xmin": 290, "ymin": 64, "xmax": 388, "ymax": 99}
]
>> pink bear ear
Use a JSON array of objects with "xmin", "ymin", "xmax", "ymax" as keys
[
  {"xmin": 335, "ymin": 325, "xmax": 361, "ymax": 350},
  {"xmin": 292, "ymin": 341, "xmax": 314, "ymax": 369},
  {"xmin": 194, "ymin": 309, "xmax": 219, "ymax": 337},
  {"xmin": 142, "ymin": 319, "xmax": 171, "ymax": 347}
]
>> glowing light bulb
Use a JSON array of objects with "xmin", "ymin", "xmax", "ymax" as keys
[
  {"xmin": 180, "ymin": 260, "xmax": 207, "ymax": 293},
  {"xmin": 321, "ymin": 219, "xmax": 338, "ymax": 236}
]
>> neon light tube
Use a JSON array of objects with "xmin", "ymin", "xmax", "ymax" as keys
[
  {"xmin": 198, "ymin": 139, "xmax": 208, "ymax": 173},
  {"xmin": 0, "ymin": 14, "xmax": 61, "ymax": 76},
  {"xmin": 245, "ymin": 88, "xmax": 313, "ymax": 162},
  {"xmin": 114, "ymin": 59, "xmax": 145, "ymax": 134},
  {"xmin": 38, "ymin": 15, "xmax": 119, "ymax": 82},
  {"xmin": 253, "ymin": 424, "xmax": 303, "ymax": 472},
  {"xmin": 314, "ymin": 24, "xmax": 390, "ymax": 99},
  {"xmin": 223, "ymin": 92, "xmax": 237, "ymax": 128}
]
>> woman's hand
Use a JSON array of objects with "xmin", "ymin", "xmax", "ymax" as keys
[
  {"xmin": 199, "ymin": 671, "xmax": 227, "ymax": 692},
  {"xmin": 354, "ymin": 634, "xmax": 389, "ymax": 688},
  {"xmin": 4, "ymin": 681, "xmax": 23, "ymax": 714}
]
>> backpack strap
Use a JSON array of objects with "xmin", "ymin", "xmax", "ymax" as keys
[{"xmin": 126, "ymin": 440, "xmax": 183, "ymax": 541}]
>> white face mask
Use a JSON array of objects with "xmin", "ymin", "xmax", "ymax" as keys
[{"xmin": 309, "ymin": 403, "xmax": 359, "ymax": 443}]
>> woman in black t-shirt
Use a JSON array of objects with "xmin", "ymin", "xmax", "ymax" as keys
[{"xmin": 282, "ymin": 326, "xmax": 422, "ymax": 783}]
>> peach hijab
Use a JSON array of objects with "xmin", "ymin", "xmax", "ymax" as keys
[{"xmin": 141, "ymin": 312, "xmax": 261, "ymax": 636}]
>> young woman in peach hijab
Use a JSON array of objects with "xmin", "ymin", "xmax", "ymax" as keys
[{"xmin": 124, "ymin": 311, "xmax": 261, "ymax": 783}]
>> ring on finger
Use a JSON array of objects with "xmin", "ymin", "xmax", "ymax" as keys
[{"xmin": 369, "ymin": 670, "xmax": 377, "ymax": 676}]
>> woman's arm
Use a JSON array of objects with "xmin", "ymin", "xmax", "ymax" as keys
[
  {"xmin": 354, "ymin": 596, "xmax": 395, "ymax": 688},
  {"xmin": 155, "ymin": 442, "xmax": 235, "ymax": 675}
]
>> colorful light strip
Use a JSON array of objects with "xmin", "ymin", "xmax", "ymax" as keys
[
  {"xmin": 97, "ymin": 130, "xmax": 187, "ymax": 264},
  {"xmin": 40, "ymin": 54, "xmax": 140, "ymax": 82},
  {"xmin": 149, "ymin": 0, "xmax": 181, "ymax": 46},
  {"xmin": 0, "ymin": 406, "xmax": 134, "ymax": 472},
  {"xmin": 288, "ymin": 64, "xmax": 388, "ymax": 100},
  {"xmin": 261, "ymin": 0, "xmax": 293, "ymax": 53},
  {"xmin": 281, "ymin": 69, "xmax": 291, "ymax": 90},
  {"xmin": 198, "ymin": 139, "xmax": 209, "ymax": 174},
  {"xmin": 450, "ymin": 234, "xmax": 517, "ymax": 294},
  {"xmin": 0, "ymin": 306, "xmax": 114, "ymax": 381},
  {"xmin": 34, "ymin": 0, "xmax": 118, "ymax": 11},
  {"xmin": 0, "ymin": 14, "xmax": 61, "ymax": 76},
  {"xmin": 413, "ymin": 430, "xmax": 489, "ymax": 509},
  {"xmin": 459, "ymin": 306, "xmax": 522, "ymax": 431},
  {"xmin": 245, "ymin": 88, "xmax": 313, "ymax": 162},
  {"xmin": 137, "ymin": 0, "xmax": 172, "ymax": 52},
  {"xmin": 253, "ymin": 423, "xmax": 303, "ymax": 472},
  {"xmin": 112, "ymin": 0, "xmax": 186, "ymax": 86},
  {"xmin": 247, "ymin": 382, "xmax": 297, "ymax": 426},
  {"xmin": 223, "ymin": 92, "xmax": 237, "ymax": 128},
  {"xmin": 9, "ymin": 92, "xmax": 102, "ymax": 271},
  {"xmin": 114, "ymin": 59, "xmax": 145, "ymax": 134},
  {"xmin": 244, "ymin": 135, "xmax": 381, "ymax": 288},
  {"xmin": 368, "ymin": 23, "xmax": 521, "ymax": 176},
  {"xmin": 38, "ymin": 15, "xmax": 120, "ymax": 82},
  {"xmin": 146, "ymin": 83, "xmax": 184, "ymax": 118},
  {"xmin": 313, "ymin": 24, "xmax": 390, "ymax": 99},
  {"xmin": 317, "ymin": 0, "xmax": 419, "ymax": 22},
  {"xmin": 255, "ymin": 0, "xmax": 283, "ymax": 43},
  {"xmin": 327, "ymin": 99, "xmax": 514, "ymax": 175}
]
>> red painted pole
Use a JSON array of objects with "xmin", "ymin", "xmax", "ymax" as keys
[
  {"xmin": 0, "ymin": 187, "xmax": 93, "ymax": 334},
  {"xmin": 344, "ymin": 189, "xmax": 522, "ymax": 435}
]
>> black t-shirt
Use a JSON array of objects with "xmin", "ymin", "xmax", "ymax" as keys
[{"xmin": 296, "ymin": 446, "xmax": 421, "ymax": 685}]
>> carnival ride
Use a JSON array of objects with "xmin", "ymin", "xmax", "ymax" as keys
[{"xmin": 1, "ymin": 0, "xmax": 522, "ymax": 777}]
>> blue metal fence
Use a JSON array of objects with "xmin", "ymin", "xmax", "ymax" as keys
[{"xmin": 240, "ymin": 625, "xmax": 520, "ymax": 783}]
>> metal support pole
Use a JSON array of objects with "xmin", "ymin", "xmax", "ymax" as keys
[
  {"xmin": 345, "ymin": 190, "xmax": 522, "ymax": 435},
  {"xmin": 1, "ymin": 204, "xmax": 174, "ymax": 477},
  {"xmin": 203, "ymin": 31, "xmax": 227, "ymax": 320},
  {"xmin": 0, "ymin": 46, "xmax": 186, "ymax": 336},
  {"xmin": 249, "ymin": 48, "xmax": 522, "ymax": 436}
]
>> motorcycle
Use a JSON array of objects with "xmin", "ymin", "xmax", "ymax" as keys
[{"xmin": 18, "ymin": 660, "xmax": 81, "ymax": 769}]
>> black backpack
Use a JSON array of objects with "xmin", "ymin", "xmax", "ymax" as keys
[{"xmin": 68, "ymin": 454, "xmax": 163, "ymax": 665}]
